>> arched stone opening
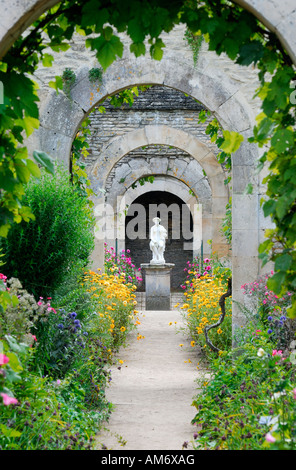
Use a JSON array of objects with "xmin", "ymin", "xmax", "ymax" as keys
[
  {"xmin": 24, "ymin": 34, "xmax": 261, "ymax": 333},
  {"xmin": 0, "ymin": 0, "xmax": 295, "ymax": 335},
  {"xmin": 125, "ymin": 190, "xmax": 193, "ymax": 292}
]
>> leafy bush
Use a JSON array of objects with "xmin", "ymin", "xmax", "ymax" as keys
[
  {"xmin": 0, "ymin": 336, "xmax": 107, "ymax": 450},
  {"xmin": 1, "ymin": 166, "xmax": 95, "ymax": 299},
  {"xmin": 191, "ymin": 327, "xmax": 296, "ymax": 450},
  {"xmin": 0, "ymin": 275, "xmax": 55, "ymax": 346},
  {"xmin": 0, "ymin": 269, "xmax": 140, "ymax": 450},
  {"xmin": 32, "ymin": 308, "xmax": 87, "ymax": 379},
  {"xmin": 241, "ymin": 271, "xmax": 295, "ymax": 349}
]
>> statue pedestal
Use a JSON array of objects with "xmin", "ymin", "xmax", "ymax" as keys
[{"xmin": 140, "ymin": 263, "xmax": 175, "ymax": 311}]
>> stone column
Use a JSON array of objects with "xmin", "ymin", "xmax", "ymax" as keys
[{"xmin": 141, "ymin": 263, "xmax": 175, "ymax": 311}]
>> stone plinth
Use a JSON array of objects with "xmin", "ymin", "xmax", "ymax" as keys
[{"xmin": 141, "ymin": 263, "xmax": 175, "ymax": 311}]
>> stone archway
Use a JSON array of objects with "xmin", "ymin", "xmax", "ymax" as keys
[
  {"xmin": 28, "ymin": 50, "xmax": 260, "ymax": 333},
  {"xmin": 0, "ymin": 0, "xmax": 295, "ymax": 335},
  {"xmin": 1, "ymin": 1, "xmax": 294, "ymax": 335},
  {"xmin": 94, "ymin": 130, "xmax": 228, "ymax": 278},
  {"xmin": 124, "ymin": 189, "xmax": 194, "ymax": 291},
  {"xmin": 104, "ymin": 175, "xmax": 203, "ymax": 281}
]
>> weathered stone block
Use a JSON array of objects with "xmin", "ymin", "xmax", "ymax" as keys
[{"xmin": 141, "ymin": 263, "xmax": 175, "ymax": 310}]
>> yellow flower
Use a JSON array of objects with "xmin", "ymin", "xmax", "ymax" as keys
[
  {"xmin": 179, "ymin": 343, "xmax": 184, "ymax": 347},
  {"xmin": 181, "ymin": 303, "xmax": 190, "ymax": 309},
  {"xmin": 191, "ymin": 341, "xmax": 195, "ymax": 347},
  {"xmin": 174, "ymin": 303, "xmax": 180, "ymax": 308},
  {"xmin": 217, "ymin": 328, "xmax": 222, "ymax": 334},
  {"xmin": 120, "ymin": 326, "xmax": 126, "ymax": 332}
]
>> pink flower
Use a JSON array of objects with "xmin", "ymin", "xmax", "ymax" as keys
[
  {"xmin": 272, "ymin": 350, "xmax": 283, "ymax": 357},
  {"xmin": 293, "ymin": 388, "xmax": 296, "ymax": 400},
  {"xmin": 205, "ymin": 265, "xmax": 211, "ymax": 271},
  {"xmin": 0, "ymin": 354, "xmax": 9, "ymax": 365},
  {"xmin": 1, "ymin": 393, "xmax": 18, "ymax": 405},
  {"xmin": 204, "ymin": 258, "xmax": 210, "ymax": 263},
  {"xmin": 265, "ymin": 433, "xmax": 276, "ymax": 443}
]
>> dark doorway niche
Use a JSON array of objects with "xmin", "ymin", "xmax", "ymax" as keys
[{"xmin": 125, "ymin": 190, "xmax": 193, "ymax": 291}]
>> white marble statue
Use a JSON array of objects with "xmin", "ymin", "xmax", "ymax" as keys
[{"xmin": 149, "ymin": 217, "xmax": 167, "ymax": 264}]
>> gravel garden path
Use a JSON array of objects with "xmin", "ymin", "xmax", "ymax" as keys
[{"xmin": 95, "ymin": 295, "xmax": 206, "ymax": 451}]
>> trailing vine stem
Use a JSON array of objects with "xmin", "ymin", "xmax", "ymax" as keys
[{"xmin": 204, "ymin": 277, "xmax": 232, "ymax": 353}]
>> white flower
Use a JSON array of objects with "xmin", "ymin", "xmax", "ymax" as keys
[
  {"xmin": 257, "ymin": 348, "xmax": 265, "ymax": 357},
  {"xmin": 271, "ymin": 391, "xmax": 286, "ymax": 401}
]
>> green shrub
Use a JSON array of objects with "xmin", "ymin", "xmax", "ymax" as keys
[
  {"xmin": 1, "ymin": 166, "xmax": 95, "ymax": 299},
  {"xmin": 0, "ymin": 276, "xmax": 57, "ymax": 346},
  {"xmin": 192, "ymin": 326, "xmax": 296, "ymax": 450},
  {"xmin": 0, "ymin": 336, "xmax": 107, "ymax": 450}
]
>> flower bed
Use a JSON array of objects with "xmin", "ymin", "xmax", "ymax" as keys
[
  {"xmin": 181, "ymin": 257, "xmax": 232, "ymax": 355},
  {"xmin": 185, "ymin": 265, "xmax": 296, "ymax": 450},
  {"xmin": 0, "ymin": 269, "xmax": 140, "ymax": 450}
]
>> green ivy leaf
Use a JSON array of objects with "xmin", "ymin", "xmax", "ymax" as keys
[
  {"xmin": 150, "ymin": 38, "xmax": 165, "ymax": 60},
  {"xmin": 14, "ymin": 160, "xmax": 31, "ymax": 183},
  {"xmin": 33, "ymin": 150, "xmax": 55, "ymax": 175},
  {"xmin": 26, "ymin": 158, "xmax": 41, "ymax": 178},
  {"xmin": 270, "ymin": 128, "xmax": 294, "ymax": 153},
  {"xmin": 42, "ymin": 53, "xmax": 54, "ymax": 67},
  {"xmin": 275, "ymin": 253, "xmax": 292, "ymax": 272},
  {"xmin": 263, "ymin": 199, "xmax": 276, "ymax": 218},
  {"xmin": 127, "ymin": 18, "xmax": 146, "ymax": 43},
  {"xmin": 48, "ymin": 76, "xmax": 64, "ymax": 93},
  {"xmin": 130, "ymin": 42, "xmax": 146, "ymax": 57},
  {"xmin": 220, "ymin": 130, "xmax": 244, "ymax": 154},
  {"xmin": 89, "ymin": 34, "xmax": 124, "ymax": 70},
  {"xmin": 267, "ymin": 271, "xmax": 286, "ymax": 295},
  {"xmin": 237, "ymin": 40, "xmax": 264, "ymax": 66}
]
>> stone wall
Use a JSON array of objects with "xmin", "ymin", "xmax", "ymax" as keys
[
  {"xmin": 0, "ymin": 0, "xmax": 295, "ymax": 335},
  {"xmin": 1, "ymin": 20, "xmax": 274, "ymax": 333}
]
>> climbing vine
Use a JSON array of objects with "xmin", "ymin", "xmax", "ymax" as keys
[
  {"xmin": 184, "ymin": 28, "xmax": 204, "ymax": 66},
  {"xmin": 0, "ymin": 0, "xmax": 295, "ymax": 317}
]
